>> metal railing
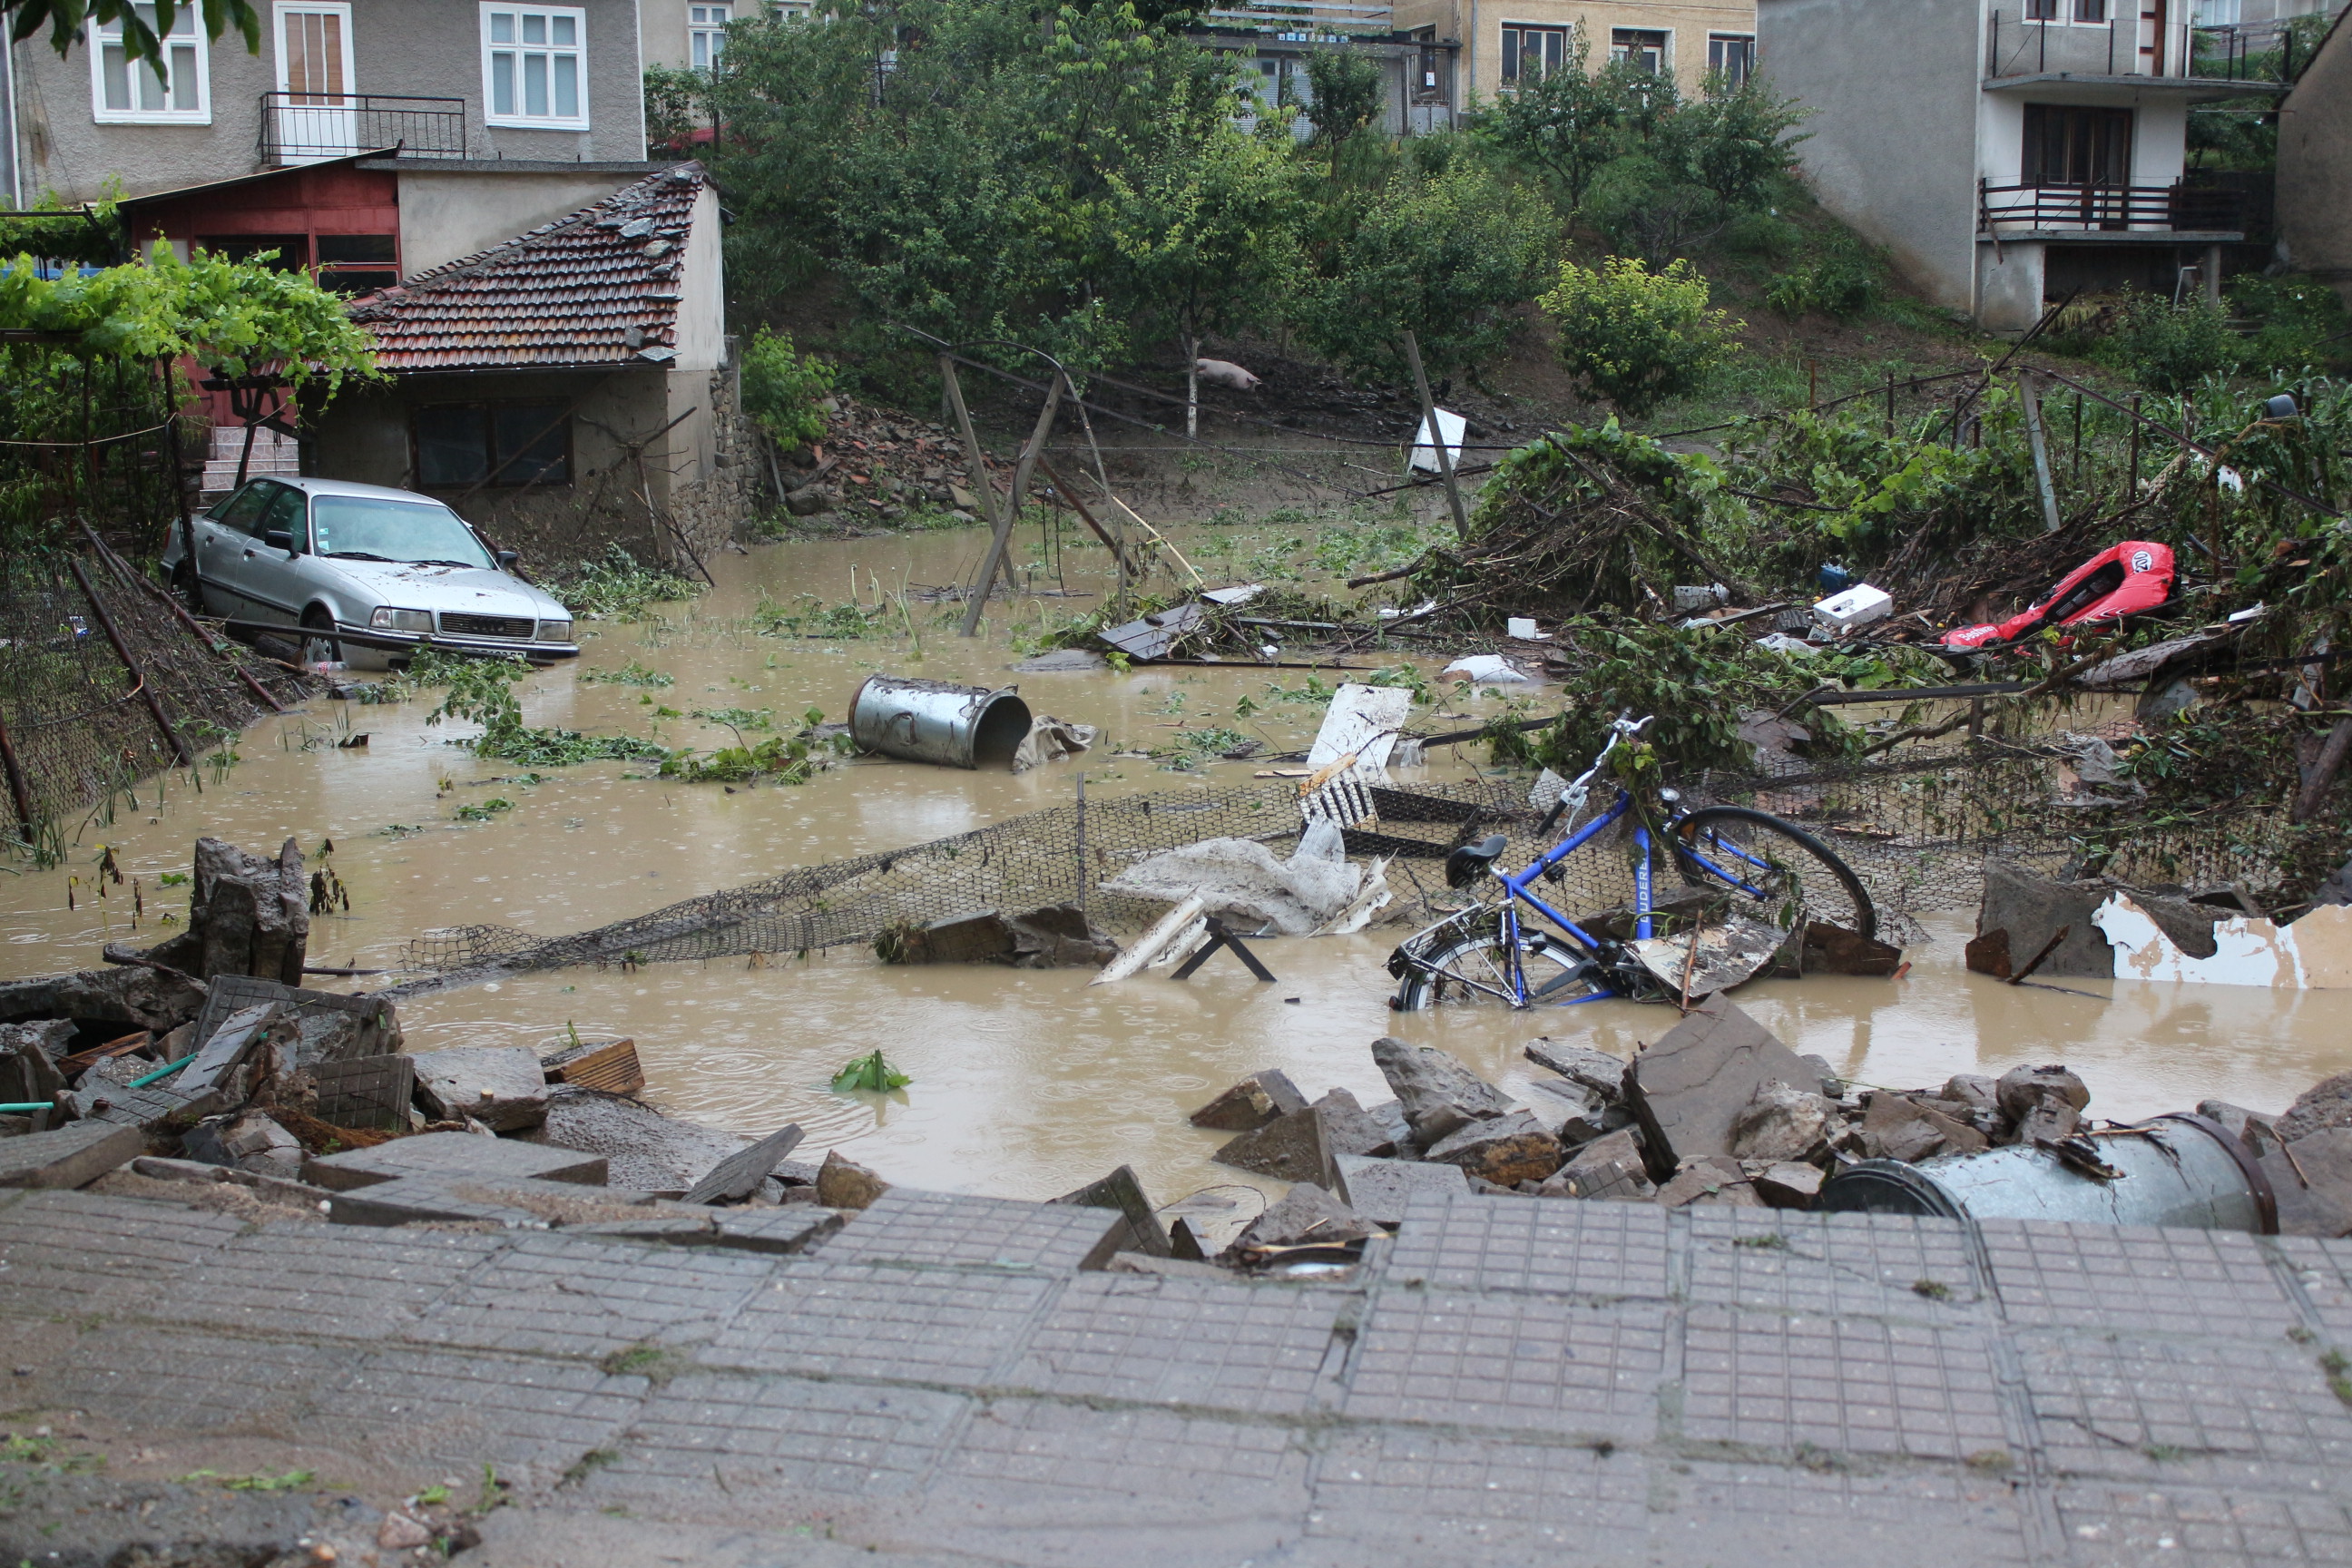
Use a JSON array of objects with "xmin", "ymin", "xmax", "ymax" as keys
[
  {"xmin": 1200, "ymin": 0, "xmax": 1396, "ymax": 38},
  {"xmin": 2191, "ymin": 19, "xmax": 2312, "ymax": 82},
  {"xmin": 1984, "ymin": 9, "xmax": 2195, "ymax": 77},
  {"xmin": 1978, "ymin": 179, "xmax": 2245, "ymax": 233},
  {"xmin": 257, "ymin": 93, "xmax": 466, "ymax": 165}
]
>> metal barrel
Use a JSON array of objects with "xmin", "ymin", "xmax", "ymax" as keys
[
  {"xmin": 1818, "ymin": 1113, "xmax": 2278, "ymax": 1234},
  {"xmin": 849, "ymin": 675, "xmax": 1034, "ymax": 769}
]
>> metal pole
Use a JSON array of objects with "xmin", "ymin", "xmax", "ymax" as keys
[
  {"xmin": 2018, "ymin": 370, "xmax": 2063, "ymax": 533},
  {"xmin": 940, "ymin": 353, "xmax": 1004, "ymax": 635},
  {"xmin": 1074, "ymin": 771, "xmax": 1086, "ymax": 916},
  {"xmin": 1401, "ymin": 330, "xmax": 1469, "ymax": 539},
  {"xmin": 0, "ymin": 710, "xmax": 35, "ymax": 842}
]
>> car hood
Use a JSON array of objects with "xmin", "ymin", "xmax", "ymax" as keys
[{"xmin": 315, "ymin": 559, "xmax": 571, "ymax": 621}]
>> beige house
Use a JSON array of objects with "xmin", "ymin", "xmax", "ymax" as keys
[{"xmin": 1386, "ymin": 0, "xmax": 1758, "ymax": 103}]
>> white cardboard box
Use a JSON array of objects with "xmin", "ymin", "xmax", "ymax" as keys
[{"xmin": 1812, "ymin": 583, "xmax": 1893, "ymax": 632}]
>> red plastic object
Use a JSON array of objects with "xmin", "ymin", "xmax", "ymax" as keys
[{"xmin": 1941, "ymin": 541, "xmax": 2175, "ymax": 652}]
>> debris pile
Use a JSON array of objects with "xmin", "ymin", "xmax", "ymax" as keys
[{"xmin": 769, "ymin": 394, "xmax": 987, "ymax": 527}]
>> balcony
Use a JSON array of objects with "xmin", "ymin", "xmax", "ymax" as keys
[
  {"xmin": 1978, "ymin": 180, "xmax": 2245, "ymax": 237},
  {"xmin": 258, "ymin": 93, "xmax": 466, "ymax": 166},
  {"xmin": 1198, "ymin": 0, "xmax": 1396, "ymax": 39}
]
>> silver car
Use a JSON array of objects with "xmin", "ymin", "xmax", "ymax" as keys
[{"xmin": 161, "ymin": 475, "xmax": 578, "ymax": 666}]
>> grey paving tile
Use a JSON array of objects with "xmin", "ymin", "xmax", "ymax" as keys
[
  {"xmin": 156, "ymin": 1224, "xmax": 501, "ymax": 1339},
  {"xmin": 2057, "ymin": 1481, "xmax": 2352, "ymax": 1566},
  {"xmin": 1687, "ymin": 1209, "xmax": 1988, "ymax": 1321},
  {"xmin": 2275, "ymin": 1236, "xmax": 2352, "ymax": 1339},
  {"xmin": 2021, "ymin": 1331, "xmax": 2352, "ymax": 1489},
  {"xmin": 817, "ymin": 1190, "xmax": 1124, "ymax": 1274},
  {"xmin": 1652, "ymin": 1460, "xmax": 2035, "ymax": 1568},
  {"xmin": 1680, "ymin": 1303, "xmax": 2011, "ymax": 1462},
  {"xmin": 1341, "ymin": 1289, "xmax": 1664, "ymax": 1442},
  {"xmin": 1383, "ymin": 1191, "xmax": 1672, "ymax": 1299},
  {"xmin": 582, "ymin": 1371, "xmax": 965, "ymax": 1504},
  {"xmin": 332, "ymin": 1347, "xmax": 651, "ymax": 1486},
  {"xmin": 705, "ymin": 1261, "xmax": 1054, "ymax": 1385},
  {"xmin": 1981, "ymin": 1221, "xmax": 2301, "ymax": 1338},
  {"xmin": 0, "ymin": 1191, "xmax": 244, "ymax": 1318},
  {"xmin": 42, "ymin": 1324, "xmax": 345, "ymax": 1434},
  {"xmin": 1004, "ymin": 1273, "xmax": 1340, "ymax": 1415},
  {"xmin": 403, "ymin": 1232, "xmax": 776, "ymax": 1357},
  {"xmin": 1303, "ymin": 1427, "xmax": 1650, "ymax": 1563}
]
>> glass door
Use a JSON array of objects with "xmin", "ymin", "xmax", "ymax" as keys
[{"xmin": 274, "ymin": 3, "xmax": 357, "ymax": 162}]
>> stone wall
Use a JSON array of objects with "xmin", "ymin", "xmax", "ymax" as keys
[{"xmin": 666, "ymin": 360, "xmax": 760, "ymax": 564}]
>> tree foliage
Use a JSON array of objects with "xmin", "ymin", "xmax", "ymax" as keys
[
  {"xmin": 1539, "ymin": 255, "xmax": 1740, "ymax": 414},
  {"xmin": 739, "ymin": 327, "xmax": 836, "ymax": 448},
  {"xmin": 11, "ymin": 0, "xmax": 259, "ymax": 80}
]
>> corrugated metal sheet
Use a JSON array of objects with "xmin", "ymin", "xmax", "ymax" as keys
[{"xmin": 347, "ymin": 162, "xmax": 705, "ymax": 372}]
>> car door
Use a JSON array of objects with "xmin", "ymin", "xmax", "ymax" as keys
[
  {"xmin": 190, "ymin": 483, "xmax": 271, "ymax": 617},
  {"xmin": 234, "ymin": 483, "xmax": 314, "ymax": 626}
]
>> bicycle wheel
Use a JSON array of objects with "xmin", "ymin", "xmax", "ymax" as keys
[
  {"xmin": 1392, "ymin": 928, "xmax": 1609, "ymax": 1011},
  {"xmin": 1671, "ymin": 805, "xmax": 1877, "ymax": 941}
]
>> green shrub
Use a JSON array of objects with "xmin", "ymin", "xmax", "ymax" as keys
[
  {"xmin": 2095, "ymin": 291, "xmax": 2240, "ymax": 391},
  {"xmin": 1762, "ymin": 251, "xmax": 1878, "ymax": 321},
  {"xmin": 740, "ymin": 327, "xmax": 838, "ymax": 449},
  {"xmin": 1538, "ymin": 256, "xmax": 1741, "ymax": 416},
  {"xmin": 2230, "ymin": 274, "xmax": 2351, "ymax": 373}
]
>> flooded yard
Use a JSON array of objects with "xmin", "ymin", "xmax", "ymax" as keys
[{"xmin": 3, "ymin": 518, "xmax": 2344, "ymax": 1211}]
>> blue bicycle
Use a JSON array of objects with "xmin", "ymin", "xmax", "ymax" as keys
[{"xmin": 1387, "ymin": 714, "xmax": 1876, "ymax": 1010}]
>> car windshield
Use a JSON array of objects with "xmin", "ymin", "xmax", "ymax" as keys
[{"xmin": 309, "ymin": 495, "xmax": 495, "ymax": 570}]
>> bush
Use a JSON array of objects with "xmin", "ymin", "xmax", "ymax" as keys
[
  {"xmin": 2230, "ymin": 274, "xmax": 2351, "ymax": 374},
  {"xmin": 740, "ymin": 328, "xmax": 837, "ymax": 449},
  {"xmin": 1762, "ymin": 251, "xmax": 1878, "ymax": 321},
  {"xmin": 2094, "ymin": 292, "xmax": 2240, "ymax": 392},
  {"xmin": 1539, "ymin": 256, "xmax": 1741, "ymax": 416}
]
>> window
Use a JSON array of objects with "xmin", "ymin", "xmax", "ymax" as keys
[
  {"xmin": 414, "ymin": 404, "xmax": 572, "ymax": 488},
  {"xmin": 1500, "ymin": 24, "xmax": 1572, "ymax": 84},
  {"xmin": 1611, "ymin": 28, "xmax": 1669, "ymax": 73},
  {"xmin": 92, "ymin": 4, "xmax": 209, "ymax": 122},
  {"xmin": 1707, "ymin": 34, "xmax": 1755, "ymax": 85},
  {"xmin": 2022, "ymin": 103, "xmax": 2133, "ymax": 184},
  {"xmin": 1413, "ymin": 31, "xmax": 1445, "ymax": 102},
  {"xmin": 690, "ymin": 3, "xmax": 729, "ymax": 69},
  {"xmin": 213, "ymin": 482, "xmax": 274, "ymax": 534},
  {"xmin": 317, "ymin": 234, "xmax": 398, "ymax": 295},
  {"xmin": 481, "ymin": 5, "xmax": 587, "ymax": 128},
  {"xmin": 259, "ymin": 484, "xmax": 309, "ymax": 547},
  {"xmin": 196, "ymin": 234, "xmax": 309, "ymax": 269}
]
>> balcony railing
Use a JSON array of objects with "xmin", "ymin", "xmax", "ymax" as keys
[
  {"xmin": 258, "ymin": 93, "xmax": 466, "ymax": 166},
  {"xmin": 1978, "ymin": 180, "xmax": 2245, "ymax": 234},
  {"xmin": 1985, "ymin": 10, "xmax": 2193, "ymax": 78},
  {"xmin": 1199, "ymin": 0, "xmax": 1396, "ymax": 39}
]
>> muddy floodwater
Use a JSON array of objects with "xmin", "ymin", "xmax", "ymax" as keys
[{"xmin": 5, "ymin": 521, "xmax": 2347, "ymax": 1217}]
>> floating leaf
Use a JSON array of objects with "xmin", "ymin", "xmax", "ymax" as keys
[{"xmin": 831, "ymin": 1051, "xmax": 911, "ymax": 1093}]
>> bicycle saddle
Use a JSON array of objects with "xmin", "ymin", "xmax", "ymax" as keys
[{"xmin": 1445, "ymin": 833, "xmax": 1509, "ymax": 888}]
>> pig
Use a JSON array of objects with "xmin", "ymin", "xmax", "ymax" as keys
[{"xmin": 1193, "ymin": 358, "xmax": 1262, "ymax": 392}]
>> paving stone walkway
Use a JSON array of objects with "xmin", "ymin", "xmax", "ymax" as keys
[{"xmin": 5, "ymin": 1182, "xmax": 2352, "ymax": 1566}]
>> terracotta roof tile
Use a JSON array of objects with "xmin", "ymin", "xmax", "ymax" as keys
[{"xmin": 348, "ymin": 162, "xmax": 705, "ymax": 372}]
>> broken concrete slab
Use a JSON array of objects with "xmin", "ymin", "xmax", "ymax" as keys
[
  {"xmin": 0, "ymin": 1023, "xmax": 67, "ymax": 1106},
  {"xmin": 1754, "ymin": 1162, "xmax": 1824, "ymax": 1209},
  {"xmin": 127, "ymin": 1154, "xmax": 336, "ymax": 1211},
  {"xmin": 1996, "ymin": 1063, "xmax": 2090, "ymax": 1144},
  {"xmin": 412, "ymin": 1046, "xmax": 549, "ymax": 1132},
  {"xmin": 172, "ymin": 1003, "xmax": 281, "ymax": 1098},
  {"xmin": 2200, "ymin": 1099, "xmax": 2281, "ymax": 1154},
  {"xmin": 1371, "ymin": 1035, "xmax": 1514, "ymax": 1144},
  {"xmin": 0, "ymin": 962, "xmax": 205, "ymax": 1035},
  {"xmin": 1051, "ymin": 1163, "xmax": 1171, "ymax": 1257},
  {"xmin": 0, "ymin": 1121, "xmax": 142, "ymax": 1189},
  {"xmin": 2275, "ymin": 1073, "xmax": 2352, "ymax": 1142},
  {"xmin": 191, "ymin": 974, "xmax": 401, "ymax": 1067},
  {"xmin": 1524, "ymin": 1038, "xmax": 1627, "ymax": 1101},
  {"xmin": 1800, "ymin": 922, "xmax": 1905, "ymax": 976},
  {"xmin": 64, "ymin": 1077, "xmax": 223, "ymax": 1132},
  {"xmin": 521, "ymin": 1086, "xmax": 749, "ymax": 1191},
  {"xmin": 1332, "ymin": 1153, "xmax": 1469, "ymax": 1227},
  {"xmin": 1625, "ymin": 996, "xmax": 1818, "ymax": 1171},
  {"xmin": 326, "ymin": 1175, "xmax": 661, "ymax": 1230},
  {"xmin": 682, "ymin": 1124, "xmax": 806, "ymax": 1207},
  {"xmin": 1212, "ymin": 1101, "xmax": 1338, "ymax": 1187},
  {"xmin": 1421, "ymin": 1109, "xmax": 1566, "ymax": 1188},
  {"xmin": 2265, "ymin": 1129, "xmax": 2352, "ymax": 1238},
  {"xmin": 1187, "ymin": 1069, "xmax": 1308, "ymax": 1131},
  {"xmin": 1727, "ymin": 1080, "xmax": 1839, "ymax": 1164},
  {"xmin": 180, "ymin": 1110, "xmax": 305, "ymax": 1182},
  {"xmin": 1537, "ymin": 1127, "xmax": 1657, "ymax": 1200},
  {"xmin": 707, "ymin": 1205, "xmax": 847, "ymax": 1256},
  {"xmin": 1859, "ymin": 1092, "xmax": 1989, "ymax": 1163},
  {"xmin": 1311, "ymin": 1088, "xmax": 1396, "ymax": 1159},
  {"xmin": 1970, "ymin": 858, "xmax": 2117, "ymax": 979},
  {"xmin": 1657, "ymin": 1159, "xmax": 1763, "ymax": 1208},
  {"xmin": 1230, "ymin": 1182, "xmax": 1377, "ymax": 1250},
  {"xmin": 1106, "ymin": 1252, "xmax": 1235, "ymax": 1281},
  {"xmin": 815, "ymin": 1149, "xmax": 888, "ymax": 1210},
  {"xmin": 1524, "ymin": 1077, "xmax": 1620, "ymax": 1146},
  {"xmin": 302, "ymin": 1131, "xmax": 607, "ymax": 1192}
]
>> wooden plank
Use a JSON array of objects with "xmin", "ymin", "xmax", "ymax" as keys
[{"xmin": 541, "ymin": 1036, "xmax": 646, "ymax": 1096}]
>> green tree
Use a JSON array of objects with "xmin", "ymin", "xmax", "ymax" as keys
[
  {"xmin": 1538, "ymin": 255, "xmax": 1740, "ymax": 415},
  {"xmin": 1298, "ymin": 156, "xmax": 1555, "ymax": 384},
  {"xmin": 1107, "ymin": 99, "xmax": 1304, "ymax": 434},
  {"xmin": 1478, "ymin": 26, "xmax": 1626, "ymax": 211},
  {"xmin": 1303, "ymin": 47, "xmax": 1383, "ymax": 170},
  {"xmin": 643, "ymin": 63, "xmax": 717, "ymax": 155},
  {"xmin": 739, "ymin": 328, "xmax": 836, "ymax": 449}
]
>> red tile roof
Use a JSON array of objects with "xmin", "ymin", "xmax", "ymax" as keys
[{"xmin": 348, "ymin": 162, "xmax": 705, "ymax": 372}]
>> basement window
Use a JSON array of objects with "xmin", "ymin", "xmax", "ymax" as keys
[{"xmin": 414, "ymin": 404, "xmax": 573, "ymax": 488}]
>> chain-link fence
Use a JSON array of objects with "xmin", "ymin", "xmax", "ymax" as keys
[
  {"xmin": 0, "ymin": 542, "xmax": 313, "ymax": 848},
  {"xmin": 399, "ymin": 729, "xmax": 2289, "ymax": 986}
]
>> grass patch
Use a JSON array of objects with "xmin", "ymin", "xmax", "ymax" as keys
[
  {"xmin": 1912, "ymin": 1279, "xmax": 1953, "ymax": 1301},
  {"xmin": 600, "ymin": 1344, "xmax": 692, "ymax": 1387},
  {"xmin": 580, "ymin": 659, "xmax": 674, "ymax": 689}
]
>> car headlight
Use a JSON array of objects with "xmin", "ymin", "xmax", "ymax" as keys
[
  {"xmin": 537, "ymin": 618, "xmax": 574, "ymax": 643},
  {"xmin": 369, "ymin": 608, "xmax": 434, "ymax": 632}
]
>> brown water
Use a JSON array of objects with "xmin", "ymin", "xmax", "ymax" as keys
[{"xmin": 5, "ymin": 523, "xmax": 2346, "ymax": 1220}]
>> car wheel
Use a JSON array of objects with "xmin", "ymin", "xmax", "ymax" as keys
[
  {"xmin": 170, "ymin": 557, "xmax": 206, "ymax": 615},
  {"xmin": 299, "ymin": 607, "xmax": 342, "ymax": 667}
]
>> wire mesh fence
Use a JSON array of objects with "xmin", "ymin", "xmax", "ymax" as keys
[
  {"xmin": 0, "ymin": 543, "xmax": 313, "ymax": 847},
  {"xmin": 400, "ymin": 729, "xmax": 2290, "ymax": 986}
]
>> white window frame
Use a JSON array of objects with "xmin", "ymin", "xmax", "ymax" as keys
[
  {"xmin": 480, "ymin": 3, "xmax": 589, "ymax": 130},
  {"xmin": 90, "ymin": 4, "xmax": 211, "ymax": 124},
  {"xmin": 1706, "ymin": 33, "xmax": 1756, "ymax": 84},
  {"xmin": 1608, "ymin": 25, "xmax": 1673, "ymax": 74},
  {"xmin": 689, "ymin": 2, "xmax": 729, "ymax": 70}
]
